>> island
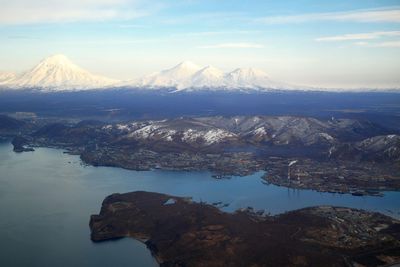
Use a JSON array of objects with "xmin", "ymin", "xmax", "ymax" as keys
[{"xmin": 90, "ymin": 191, "xmax": 400, "ymax": 267}]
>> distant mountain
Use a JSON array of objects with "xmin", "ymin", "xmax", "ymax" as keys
[
  {"xmin": 0, "ymin": 71, "xmax": 16, "ymax": 85},
  {"xmin": 0, "ymin": 55, "xmax": 398, "ymax": 92},
  {"xmin": 4, "ymin": 55, "xmax": 119, "ymax": 90},
  {"xmin": 122, "ymin": 61, "xmax": 301, "ymax": 91},
  {"xmin": 132, "ymin": 61, "xmax": 203, "ymax": 89},
  {"xmin": 190, "ymin": 65, "xmax": 225, "ymax": 89},
  {"xmin": 224, "ymin": 68, "xmax": 295, "ymax": 90}
]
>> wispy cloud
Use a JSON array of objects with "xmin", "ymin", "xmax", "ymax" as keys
[
  {"xmin": 197, "ymin": 42, "xmax": 264, "ymax": 49},
  {"xmin": 0, "ymin": 0, "xmax": 156, "ymax": 25},
  {"xmin": 316, "ymin": 31, "xmax": 400, "ymax": 42},
  {"xmin": 7, "ymin": 35, "xmax": 40, "ymax": 40},
  {"xmin": 316, "ymin": 30, "xmax": 400, "ymax": 48},
  {"xmin": 372, "ymin": 41, "xmax": 400, "ymax": 47},
  {"xmin": 173, "ymin": 30, "xmax": 261, "ymax": 37},
  {"xmin": 256, "ymin": 7, "xmax": 400, "ymax": 24},
  {"xmin": 57, "ymin": 38, "xmax": 161, "ymax": 46},
  {"xmin": 118, "ymin": 24, "xmax": 149, "ymax": 29},
  {"xmin": 160, "ymin": 12, "xmax": 246, "ymax": 25},
  {"xmin": 356, "ymin": 40, "xmax": 400, "ymax": 47}
]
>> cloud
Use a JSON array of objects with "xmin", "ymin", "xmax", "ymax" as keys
[
  {"xmin": 53, "ymin": 38, "xmax": 161, "ymax": 46},
  {"xmin": 197, "ymin": 42, "xmax": 265, "ymax": 49},
  {"xmin": 160, "ymin": 11, "xmax": 246, "ymax": 25},
  {"xmin": 256, "ymin": 7, "xmax": 400, "ymax": 24},
  {"xmin": 316, "ymin": 30, "xmax": 400, "ymax": 48},
  {"xmin": 118, "ymin": 24, "xmax": 149, "ymax": 28},
  {"xmin": 316, "ymin": 31, "xmax": 400, "ymax": 42},
  {"xmin": 356, "ymin": 40, "xmax": 400, "ymax": 47},
  {"xmin": 7, "ymin": 35, "xmax": 40, "ymax": 40},
  {"xmin": 354, "ymin": 41, "xmax": 369, "ymax": 46},
  {"xmin": 0, "ymin": 0, "xmax": 154, "ymax": 25},
  {"xmin": 373, "ymin": 41, "xmax": 400, "ymax": 47},
  {"xmin": 173, "ymin": 30, "xmax": 261, "ymax": 37}
]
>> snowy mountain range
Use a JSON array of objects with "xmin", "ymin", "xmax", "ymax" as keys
[
  {"xmin": 122, "ymin": 61, "xmax": 300, "ymax": 91},
  {"xmin": 24, "ymin": 115, "xmax": 397, "ymax": 161},
  {"xmin": 0, "ymin": 54, "xmax": 304, "ymax": 91},
  {"xmin": 0, "ymin": 54, "xmax": 397, "ymax": 92}
]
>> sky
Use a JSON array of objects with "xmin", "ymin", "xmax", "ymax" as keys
[{"xmin": 0, "ymin": 0, "xmax": 399, "ymax": 88}]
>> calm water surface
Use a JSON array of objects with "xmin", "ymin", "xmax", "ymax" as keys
[{"xmin": 0, "ymin": 141, "xmax": 399, "ymax": 267}]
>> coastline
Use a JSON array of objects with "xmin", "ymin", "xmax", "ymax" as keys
[{"xmin": 90, "ymin": 191, "xmax": 400, "ymax": 267}]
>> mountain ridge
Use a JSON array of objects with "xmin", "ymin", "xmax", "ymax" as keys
[
  {"xmin": 0, "ymin": 54, "xmax": 398, "ymax": 92},
  {"xmin": 123, "ymin": 61, "xmax": 301, "ymax": 91}
]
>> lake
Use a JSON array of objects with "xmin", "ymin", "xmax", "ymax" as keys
[{"xmin": 0, "ymin": 140, "xmax": 399, "ymax": 267}]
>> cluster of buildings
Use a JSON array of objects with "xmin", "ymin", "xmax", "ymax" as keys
[
  {"xmin": 305, "ymin": 206, "xmax": 395, "ymax": 248},
  {"xmin": 263, "ymin": 157, "xmax": 399, "ymax": 196}
]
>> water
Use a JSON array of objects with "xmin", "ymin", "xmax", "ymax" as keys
[{"xmin": 0, "ymin": 141, "xmax": 399, "ymax": 267}]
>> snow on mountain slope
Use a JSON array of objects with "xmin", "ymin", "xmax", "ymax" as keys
[
  {"xmin": 123, "ymin": 62, "xmax": 301, "ymax": 91},
  {"xmin": 224, "ymin": 68, "xmax": 303, "ymax": 90},
  {"xmin": 182, "ymin": 128, "xmax": 237, "ymax": 144},
  {"xmin": 0, "ymin": 71, "xmax": 16, "ymax": 85},
  {"xmin": 134, "ymin": 61, "xmax": 203, "ymax": 89},
  {"xmin": 0, "ymin": 56, "xmax": 318, "ymax": 91},
  {"xmin": 7, "ymin": 55, "xmax": 119, "ymax": 90},
  {"xmin": 223, "ymin": 68, "xmax": 296, "ymax": 89},
  {"xmin": 224, "ymin": 68, "xmax": 271, "ymax": 88},
  {"xmin": 0, "ymin": 56, "xmax": 398, "ymax": 92},
  {"xmin": 330, "ymin": 134, "xmax": 400, "ymax": 161},
  {"xmin": 102, "ymin": 118, "xmax": 239, "ymax": 145},
  {"xmin": 186, "ymin": 65, "xmax": 225, "ymax": 89}
]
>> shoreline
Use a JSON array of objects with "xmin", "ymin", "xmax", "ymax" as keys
[
  {"xmin": 90, "ymin": 191, "xmax": 400, "ymax": 267},
  {"xmin": 22, "ymin": 141, "xmax": 400, "ymax": 197},
  {"xmin": 8, "ymin": 143, "xmax": 400, "ymax": 197}
]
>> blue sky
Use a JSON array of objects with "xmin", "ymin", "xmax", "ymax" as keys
[{"xmin": 0, "ymin": 0, "xmax": 399, "ymax": 88}]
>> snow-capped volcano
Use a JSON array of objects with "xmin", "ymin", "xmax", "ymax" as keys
[
  {"xmin": 134, "ymin": 61, "xmax": 203, "ymax": 89},
  {"xmin": 225, "ymin": 68, "xmax": 270, "ymax": 88},
  {"xmin": 224, "ymin": 67, "xmax": 298, "ymax": 89},
  {"xmin": 0, "ymin": 55, "xmax": 397, "ymax": 92},
  {"xmin": 0, "ymin": 71, "xmax": 16, "ymax": 85},
  {"xmin": 0, "ymin": 56, "xmax": 303, "ymax": 91},
  {"xmin": 6, "ymin": 54, "xmax": 119, "ymax": 90},
  {"xmin": 120, "ymin": 61, "xmax": 297, "ymax": 91},
  {"xmin": 190, "ymin": 65, "xmax": 225, "ymax": 89},
  {"xmin": 124, "ymin": 61, "xmax": 300, "ymax": 91}
]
